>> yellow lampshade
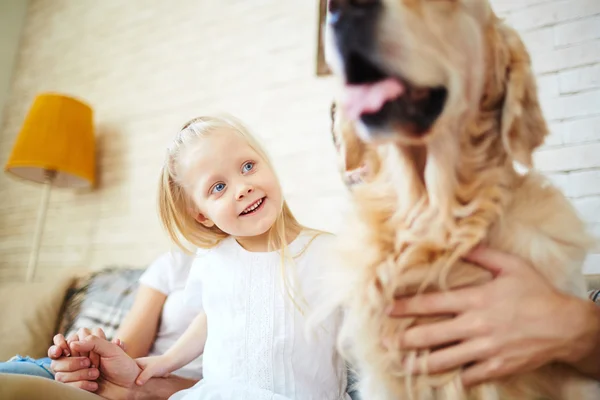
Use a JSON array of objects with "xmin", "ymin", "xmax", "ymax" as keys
[{"xmin": 5, "ymin": 93, "xmax": 95, "ymax": 188}]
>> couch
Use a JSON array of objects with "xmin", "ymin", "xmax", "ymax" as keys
[{"xmin": 1, "ymin": 270, "xmax": 600, "ymax": 400}]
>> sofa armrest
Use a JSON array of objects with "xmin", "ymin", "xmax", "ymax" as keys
[{"xmin": 0, "ymin": 274, "xmax": 76, "ymax": 360}]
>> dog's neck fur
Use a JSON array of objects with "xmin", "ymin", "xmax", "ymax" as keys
[{"xmin": 353, "ymin": 20, "xmax": 520, "ymax": 292}]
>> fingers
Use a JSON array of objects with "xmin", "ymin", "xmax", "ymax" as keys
[
  {"xmin": 407, "ymin": 338, "xmax": 496, "ymax": 376},
  {"xmin": 399, "ymin": 314, "xmax": 489, "ymax": 350},
  {"xmin": 465, "ymin": 246, "xmax": 522, "ymax": 275},
  {"xmin": 48, "ymin": 345, "xmax": 62, "ymax": 359},
  {"xmin": 70, "ymin": 335, "xmax": 122, "ymax": 358},
  {"xmin": 112, "ymin": 338, "xmax": 126, "ymax": 351},
  {"xmin": 388, "ymin": 288, "xmax": 483, "ymax": 317},
  {"xmin": 135, "ymin": 365, "xmax": 157, "ymax": 386},
  {"xmin": 66, "ymin": 380, "xmax": 99, "ymax": 393},
  {"xmin": 55, "ymin": 367, "xmax": 99, "ymax": 383},
  {"xmin": 77, "ymin": 328, "xmax": 92, "ymax": 341},
  {"xmin": 92, "ymin": 327, "xmax": 106, "ymax": 340},
  {"xmin": 51, "ymin": 334, "xmax": 71, "ymax": 358},
  {"xmin": 135, "ymin": 357, "xmax": 150, "ymax": 368},
  {"xmin": 50, "ymin": 357, "xmax": 91, "ymax": 373},
  {"xmin": 135, "ymin": 357, "xmax": 168, "ymax": 386},
  {"xmin": 51, "ymin": 357, "xmax": 100, "ymax": 394},
  {"xmin": 89, "ymin": 328, "xmax": 106, "ymax": 368},
  {"xmin": 66, "ymin": 332, "xmax": 81, "ymax": 357},
  {"xmin": 461, "ymin": 357, "xmax": 511, "ymax": 388},
  {"xmin": 89, "ymin": 353, "xmax": 100, "ymax": 370},
  {"xmin": 73, "ymin": 328, "xmax": 92, "ymax": 358}
]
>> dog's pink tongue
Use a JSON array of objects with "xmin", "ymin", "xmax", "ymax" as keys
[{"xmin": 342, "ymin": 78, "xmax": 404, "ymax": 120}]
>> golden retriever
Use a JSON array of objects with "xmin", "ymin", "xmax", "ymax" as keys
[{"xmin": 323, "ymin": 0, "xmax": 600, "ymax": 399}]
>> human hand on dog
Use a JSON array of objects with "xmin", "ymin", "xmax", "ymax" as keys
[{"xmin": 386, "ymin": 246, "xmax": 600, "ymax": 386}]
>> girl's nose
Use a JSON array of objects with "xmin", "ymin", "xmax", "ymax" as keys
[{"xmin": 236, "ymin": 184, "xmax": 254, "ymax": 200}]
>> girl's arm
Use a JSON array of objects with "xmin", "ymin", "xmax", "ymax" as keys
[
  {"xmin": 135, "ymin": 312, "xmax": 207, "ymax": 385},
  {"xmin": 163, "ymin": 311, "xmax": 208, "ymax": 367},
  {"xmin": 115, "ymin": 285, "xmax": 167, "ymax": 358}
]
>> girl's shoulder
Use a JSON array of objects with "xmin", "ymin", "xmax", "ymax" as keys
[
  {"xmin": 187, "ymin": 237, "xmax": 250, "ymax": 285},
  {"xmin": 190, "ymin": 237, "xmax": 239, "ymax": 267},
  {"xmin": 293, "ymin": 230, "xmax": 336, "ymax": 260},
  {"xmin": 187, "ymin": 246, "xmax": 220, "ymax": 286}
]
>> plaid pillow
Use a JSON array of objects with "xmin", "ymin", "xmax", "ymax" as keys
[{"xmin": 58, "ymin": 267, "xmax": 144, "ymax": 341}]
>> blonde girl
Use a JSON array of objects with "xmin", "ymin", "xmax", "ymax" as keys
[{"xmin": 135, "ymin": 115, "xmax": 350, "ymax": 400}]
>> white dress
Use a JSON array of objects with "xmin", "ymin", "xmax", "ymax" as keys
[{"xmin": 170, "ymin": 232, "xmax": 349, "ymax": 400}]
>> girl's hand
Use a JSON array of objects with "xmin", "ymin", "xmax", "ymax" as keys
[
  {"xmin": 135, "ymin": 355, "xmax": 173, "ymax": 386},
  {"xmin": 386, "ymin": 246, "xmax": 593, "ymax": 387}
]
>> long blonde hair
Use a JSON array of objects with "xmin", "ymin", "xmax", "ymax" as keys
[{"xmin": 158, "ymin": 114, "xmax": 321, "ymax": 308}]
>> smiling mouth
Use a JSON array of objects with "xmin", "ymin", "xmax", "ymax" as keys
[
  {"xmin": 240, "ymin": 197, "xmax": 266, "ymax": 216},
  {"xmin": 340, "ymin": 52, "xmax": 448, "ymax": 140}
]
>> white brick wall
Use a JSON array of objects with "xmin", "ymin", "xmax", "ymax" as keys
[
  {"xmin": 554, "ymin": 14, "xmax": 600, "ymax": 47},
  {"xmin": 559, "ymin": 65, "xmax": 600, "ymax": 94},
  {"xmin": 498, "ymin": 0, "xmax": 600, "ymax": 273},
  {"xmin": 0, "ymin": 0, "xmax": 598, "ymax": 282}
]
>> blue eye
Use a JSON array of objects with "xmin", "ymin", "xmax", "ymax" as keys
[
  {"xmin": 242, "ymin": 162, "xmax": 254, "ymax": 173},
  {"xmin": 211, "ymin": 183, "xmax": 226, "ymax": 194}
]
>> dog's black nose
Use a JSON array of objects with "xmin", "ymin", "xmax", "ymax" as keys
[
  {"xmin": 329, "ymin": 0, "xmax": 381, "ymax": 20},
  {"xmin": 328, "ymin": 0, "xmax": 381, "ymax": 41},
  {"xmin": 329, "ymin": 0, "xmax": 381, "ymax": 12},
  {"xmin": 328, "ymin": 0, "xmax": 382, "ymax": 83}
]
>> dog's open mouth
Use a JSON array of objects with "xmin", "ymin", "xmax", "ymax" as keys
[{"xmin": 340, "ymin": 52, "xmax": 447, "ymax": 140}]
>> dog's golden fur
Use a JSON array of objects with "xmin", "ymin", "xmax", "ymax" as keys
[
  {"xmin": 330, "ymin": 102, "xmax": 381, "ymax": 187},
  {"xmin": 325, "ymin": 1, "xmax": 600, "ymax": 399}
]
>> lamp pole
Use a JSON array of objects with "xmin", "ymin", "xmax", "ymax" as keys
[{"xmin": 26, "ymin": 169, "xmax": 56, "ymax": 282}]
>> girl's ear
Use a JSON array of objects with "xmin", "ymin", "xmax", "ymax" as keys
[{"xmin": 195, "ymin": 213, "xmax": 215, "ymax": 228}]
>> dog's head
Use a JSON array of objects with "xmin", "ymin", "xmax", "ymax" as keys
[{"xmin": 325, "ymin": 0, "xmax": 547, "ymax": 166}]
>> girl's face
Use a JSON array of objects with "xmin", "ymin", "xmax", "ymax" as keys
[{"xmin": 178, "ymin": 128, "xmax": 282, "ymax": 239}]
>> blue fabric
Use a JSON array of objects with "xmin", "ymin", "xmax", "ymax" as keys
[{"xmin": 0, "ymin": 355, "xmax": 54, "ymax": 379}]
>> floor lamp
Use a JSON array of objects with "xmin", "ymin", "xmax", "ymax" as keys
[{"xmin": 4, "ymin": 93, "xmax": 95, "ymax": 282}]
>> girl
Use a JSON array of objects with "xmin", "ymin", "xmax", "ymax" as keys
[{"xmin": 139, "ymin": 115, "xmax": 349, "ymax": 399}]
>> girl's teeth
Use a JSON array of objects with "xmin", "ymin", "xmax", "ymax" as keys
[{"xmin": 243, "ymin": 198, "xmax": 263, "ymax": 214}]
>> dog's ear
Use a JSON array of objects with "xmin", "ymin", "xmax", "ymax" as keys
[
  {"xmin": 499, "ymin": 26, "xmax": 548, "ymax": 167},
  {"xmin": 330, "ymin": 101, "xmax": 366, "ymax": 172}
]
